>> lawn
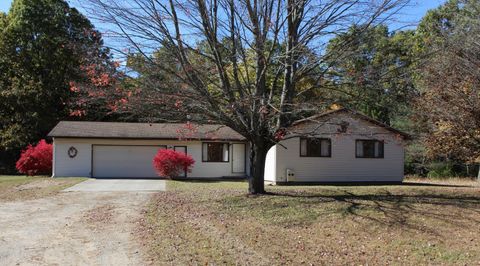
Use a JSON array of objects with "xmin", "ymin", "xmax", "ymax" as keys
[
  {"xmin": 140, "ymin": 178, "xmax": 480, "ymax": 265},
  {"xmin": 0, "ymin": 176, "xmax": 86, "ymax": 202}
]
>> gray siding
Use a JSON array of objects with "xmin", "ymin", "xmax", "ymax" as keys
[
  {"xmin": 53, "ymin": 138, "xmax": 248, "ymax": 178},
  {"xmin": 265, "ymin": 112, "xmax": 405, "ymax": 183}
]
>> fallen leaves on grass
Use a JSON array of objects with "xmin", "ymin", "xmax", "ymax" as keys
[
  {"xmin": 0, "ymin": 177, "xmax": 86, "ymax": 202},
  {"xmin": 139, "ymin": 181, "xmax": 480, "ymax": 265}
]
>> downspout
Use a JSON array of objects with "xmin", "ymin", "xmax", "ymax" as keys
[{"xmin": 51, "ymin": 137, "xmax": 55, "ymax": 178}]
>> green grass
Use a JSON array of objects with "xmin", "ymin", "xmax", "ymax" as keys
[
  {"xmin": 0, "ymin": 175, "xmax": 37, "ymax": 183},
  {"xmin": 0, "ymin": 175, "xmax": 86, "ymax": 202},
  {"xmin": 141, "ymin": 178, "xmax": 480, "ymax": 265}
]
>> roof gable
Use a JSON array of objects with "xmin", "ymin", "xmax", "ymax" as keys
[{"xmin": 291, "ymin": 108, "xmax": 411, "ymax": 140}]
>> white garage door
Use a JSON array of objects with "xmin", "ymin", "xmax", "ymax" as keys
[{"xmin": 92, "ymin": 145, "xmax": 166, "ymax": 178}]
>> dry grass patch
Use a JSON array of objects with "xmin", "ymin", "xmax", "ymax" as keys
[
  {"xmin": 141, "ymin": 179, "xmax": 480, "ymax": 265},
  {"xmin": 0, "ymin": 176, "xmax": 86, "ymax": 202}
]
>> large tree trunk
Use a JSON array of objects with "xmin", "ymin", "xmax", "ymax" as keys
[{"xmin": 248, "ymin": 141, "xmax": 269, "ymax": 194}]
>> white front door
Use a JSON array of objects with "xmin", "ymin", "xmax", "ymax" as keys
[{"xmin": 232, "ymin": 143, "xmax": 246, "ymax": 174}]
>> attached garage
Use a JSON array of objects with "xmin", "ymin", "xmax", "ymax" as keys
[
  {"xmin": 48, "ymin": 121, "xmax": 249, "ymax": 179},
  {"xmin": 92, "ymin": 145, "xmax": 165, "ymax": 178}
]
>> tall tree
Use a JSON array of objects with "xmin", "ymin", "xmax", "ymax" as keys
[
  {"xmin": 124, "ymin": 39, "xmax": 319, "ymax": 122},
  {"xmin": 86, "ymin": 0, "xmax": 410, "ymax": 194},
  {"xmin": 0, "ymin": 12, "xmax": 5, "ymax": 26},
  {"xmin": 415, "ymin": 0, "xmax": 480, "ymax": 170},
  {"xmin": 0, "ymin": 0, "xmax": 114, "ymax": 173},
  {"xmin": 413, "ymin": 0, "xmax": 462, "ymax": 58},
  {"xmin": 324, "ymin": 25, "xmax": 416, "ymax": 125}
]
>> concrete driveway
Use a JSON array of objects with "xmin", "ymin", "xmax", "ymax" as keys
[
  {"xmin": 0, "ymin": 179, "xmax": 165, "ymax": 265},
  {"xmin": 64, "ymin": 179, "xmax": 166, "ymax": 192}
]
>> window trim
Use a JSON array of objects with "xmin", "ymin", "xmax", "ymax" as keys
[
  {"xmin": 202, "ymin": 142, "xmax": 230, "ymax": 163},
  {"xmin": 355, "ymin": 139, "xmax": 384, "ymax": 159},
  {"xmin": 299, "ymin": 137, "xmax": 332, "ymax": 158}
]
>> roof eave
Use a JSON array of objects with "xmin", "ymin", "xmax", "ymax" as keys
[{"xmin": 48, "ymin": 135, "xmax": 247, "ymax": 141}]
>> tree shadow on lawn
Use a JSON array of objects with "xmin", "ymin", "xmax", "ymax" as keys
[
  {"xmin": 174, "ymin": 179, "xmax": 247, "ymax": 183},
  {"xmin": 263, "ymin": 187, "xmax": 480, "ymax": 235},
  {"xmin": 279, "ymin": 181, "xmax": 475, "ymax": 188}
]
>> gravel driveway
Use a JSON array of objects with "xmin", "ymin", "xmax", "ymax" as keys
[{"xmin": 0, "ymin": 180, "xmax": 164, "ymax": 265}]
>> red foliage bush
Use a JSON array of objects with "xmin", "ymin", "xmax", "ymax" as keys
[
  {"xmin": 152, "ymin": 149, "xmax": 195, "ymax": 178},
  {"xmin": 16, "ymin": 139, "xmax": 53, "ymax": 176}
]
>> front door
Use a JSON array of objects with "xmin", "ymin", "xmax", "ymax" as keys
[
  {"xmin": 174, "ymin": 146, "xmax": 188, "ymax": 178},
  {"xmin": 231, "ymin": 143, "xmax": 246, "ymax": 174}
]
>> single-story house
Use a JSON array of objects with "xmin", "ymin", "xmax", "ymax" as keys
[{"xmin": 48, "ymin": 108, "xmax": 410, "ymax": 183}]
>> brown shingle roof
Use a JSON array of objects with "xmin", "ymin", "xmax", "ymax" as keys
[
  {"xmin": 48, "ymin": 121, "xmax": 246, "ymax": 141},
  {"xmin": 48, "ymin": 109, "xmax": 410, "ymax": 141}
]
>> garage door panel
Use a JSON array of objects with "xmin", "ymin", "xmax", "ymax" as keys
[{"xmin": 92, "ymin": 145, "xmax": 165, "ymax": 178}]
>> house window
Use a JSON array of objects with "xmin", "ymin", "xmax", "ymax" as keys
[
  {"xmin": 202, "ymin": 142, "xmax": 229, "ymax": 162},
  {"xmin": 300, "ymin": 138, "xmax": 331, "ymax": 157},
  {"xmin": 356, "ymin": 140, "xmax": 384, "ymax": 158}
]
